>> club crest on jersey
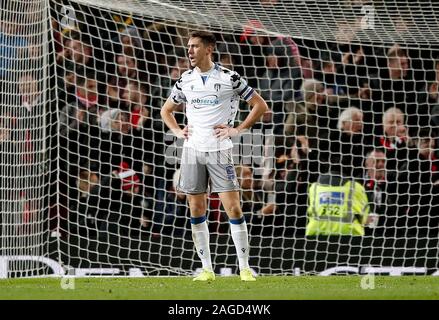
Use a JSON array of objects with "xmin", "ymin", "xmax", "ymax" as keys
[
  {"xmin": 214, "ymin": 83, "xmax": 221, "ymax": 91},
  {"xmin": 225, "ymin": 165, "xmax": 235, "ymax": 180}
]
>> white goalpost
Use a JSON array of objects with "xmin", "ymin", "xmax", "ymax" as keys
[
  {"xmin": 1, "ymin": 0, "xmax": 439, "ymax": 277},
  {"xmin": 0, "ymin": 0, "xmax": 53, "ymax": 277}
]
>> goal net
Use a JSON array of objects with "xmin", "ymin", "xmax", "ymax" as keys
[{"xmin": 2, "ymin": 0, "xmax": 439, "ymax": 277}]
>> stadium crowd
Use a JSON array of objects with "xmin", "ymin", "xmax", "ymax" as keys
[{"xmin": 4, "ymin": 1, "xmax": 436, "ymax": 243}]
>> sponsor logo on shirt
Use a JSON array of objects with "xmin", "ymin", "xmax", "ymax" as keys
[{"xmin": 191, "ymin": 95, "xmax": 219, "ymax": 108}]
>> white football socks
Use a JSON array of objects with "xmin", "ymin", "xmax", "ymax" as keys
[
  {"xmin": 191, "ymin": 217, "xmax": 212, "ymax": 271},
  {"xmin": 230, "ymin": 217, "xmax": 250, "ymax": 271}
]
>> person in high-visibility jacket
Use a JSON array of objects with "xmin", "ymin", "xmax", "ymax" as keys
[{"xmin": 306, "ymin": 171, "xmax": 370, "ymax": 236}]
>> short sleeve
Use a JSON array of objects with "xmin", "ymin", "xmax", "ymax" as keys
[
  {"xmin": 169, "ymin": 78, "xmax": 186, "ymax": 104},
  {"xmin": 231, "ymin": 71, "xmax": 255, "ymax": 102}
]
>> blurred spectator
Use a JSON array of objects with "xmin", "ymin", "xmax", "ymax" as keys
[
  {"xmin": 387, "ymin": 45, "xmax": 410, "ymax": 81},
  {"xmin": 169, "ymin": 56, "xmax": 190, "ymax": 84},
  {"xmin": 99, "ymin": 108, "xmax": 129, "ymax": 134},
  {"xmin": 0, "ymin": 112, "xmax": 13, "ymax": 143},
  {"xmin": 18, "ymin": 73, "xmax": 43, "ymax": 111},
  {"xmin": 367, "ymin": 44, "xmax": 425, "ymax": 135},
  {"xmin": 151, "ymin": 52, "xmax": 189, "ymax": 120},
  {"xmin": 106, "ymin": 76, "xmax": 122, "ymax": 109},
  {"xmin": 97, "ymin": 108, "xmax": 131, "ymax": 174},
  {"xmin": 337, "ymin": 106, "xmax": 364, "ymax": 135},
  {"xmin": 300, "ymin": 56, "xmax": 314, "ymax": 80},
  {"xmin": 75, "ymin": 72, "xmax": 99, "ymax": 110},
  {"xmin": 8, "ymin": 72, "xmax": 47, "ymax": 234},
  {"xmin": 399, "ymin": 128, "xmax": 439, "ymax": 236},
  {"xmin": 121, "ymin": 79, "xmax": 166, "ymax": 210},
  {"xmin": 328, "ymin": 107, "xmax": 374, "ymax": 178},
  {"xmin": 364, "ymin": 150, "xmax": 387, "ymax": 213},
  {"xmin": 51, "ymin": 17, "xmax": 63, "ymax": 54},
  {"xmin": 121, "ymin": 80, "xmax": 149, "ymax": 123},
  {"xmin": 107, "ymin": 51, "xmax": 139, "ymax": 100},
  {"xmin": 0, "ymin": 20, "xmax": 27, "ymax": 79},
  {"xmin": 67, "ymin": 168, "xmax": 100, "ymax": 237},
  {"xmin": 106, "ymin": 50, "xmax": 149, "ymax": 110},
  {"xmin": 341, "ymin": 44, "xmax": 368, "ymax": 97},
  {"xmin": 98, "ymin": 100, "xmax": 165, "ymax": 202},
  {"xmin": 56, "ymin": 31, "xmax": 96, "ymax": 108},
  {"xmin": 363, "ymin": 149, "xmax": 398, "ymax": 236},
  {"xmin": 119, "ymin": 26, "xmax": 144, "ymax": 53},
  {"xmin": 26, "ymin": 37, "xmax": 43, "ymax": 63},
  {"xmin": 117, "ymin": 24, "xmax": 159, "ymax": 80},
  {"xmin": 56, "ymin": 31, "xmax": 94, "ymax": 73},
  {"xmin": 259, "ymin": 39, "xmax": 302, "ymax": 130},
  {"xmin": 58, "ymin": 61, "xmax": 80, "ymax": 105},
  {"xmin": 82, "ymin": 162, "xmax": 152, "ymax": 241},
  {"xmin": 161, "ymin": 169, "xmax": 190, "ymax": 236},
  {"xmin": 216, "ymin": 34, "xmax": 240, "ymax": 67},
  {"xmin": 376, "ymin": 107, "xmax": 414, "ymax": 179},
  {"xmin": 284, "ymin": 79, "xmax": 329, "ymax": 182},
  {"xmin": 235, "ymin": 165, "xmax": 275, "ymax": 236},
  {"xmin": 427, "ymin": 77, "xmax": 439, "ymax": 105},
  {"xmin": 315, "ymin": 53, "xmax": 346, "ymax": 99},
  {"xmin": 120, "ymin": 80, "xmax": 165, "ymax": 178},
  {"xmin": 58, "ymin": 71, "xmax": 101, "ymax": 212},
  {"xmin": 59, "ymin": 71, "xmax": 100, "ymax": 140},
  {"xmin": 427, "ymin": 59, "xmax": 439, "ymax": 133},
  {"xmin": 271, "ymin": 36, "xmax": 301, "ymax": 68},
  {"xmin": 115, "ymin": 52, "xmax": 138, "ymax": 80},
  {"xmin": 334, "ymin": 20, "xmax": 357, "ymax": 45},
  {"xmin": 17, "ymin": 73, "xmax": 46, "ymax": 166},
  {"xmin": 236, "ymin": 19, "xmax": 271, "ymax": 88},
  {"xmin": 78, "ymin": 169, "xmax": 100, "ymax": 199}
]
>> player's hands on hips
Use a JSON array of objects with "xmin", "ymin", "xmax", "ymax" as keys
[
  {"xmin": 174, "ymin": 126, "xmax": 189, "ymax": 139},
  {"xmin": 214, "ymin": 124, "xmax": 240, "ymax": 140}
]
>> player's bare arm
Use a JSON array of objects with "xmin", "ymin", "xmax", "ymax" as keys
[
  {"xmin": 214, "ymin": 92, "xmax": 269, "ymax": 140},
  {"xmin": 160, "ymin": 97, "xmax": 189, "ymax": 139}
]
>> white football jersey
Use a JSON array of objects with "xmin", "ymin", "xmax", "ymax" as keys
[{"xmin": 169, "ymin": 63, "xmax": 255, "ymax": 152}]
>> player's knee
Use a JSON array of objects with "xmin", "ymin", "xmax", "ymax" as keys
[
  {"xmin": 227, "ymin": 204, "xmax": 242, "ymax": 219},
  {"xmin": 188, "ymin": 200, "xmax": 206, "ymax": 215},
  {"xmin": 190, "ymin": 205, "xmax": 206, "ymax": 216},
  {"xmin": 188, "ymin": 195, "xmax": 207, "ymax": 215}
]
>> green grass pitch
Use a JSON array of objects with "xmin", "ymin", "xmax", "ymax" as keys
[{"xmin": 1, "ymin": 276, "xmax": 439, "ymax": 299}]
